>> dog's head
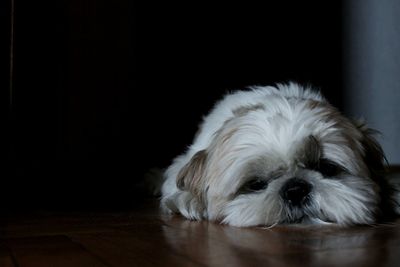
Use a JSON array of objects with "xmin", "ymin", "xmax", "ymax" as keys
[{"xmin": 176, "ymin": 87, "xmax": 386, "ymax": 226}]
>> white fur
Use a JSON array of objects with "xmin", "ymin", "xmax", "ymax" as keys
[{"xmin": 161, "ymin": 82, "xmax": 390, "ymax": 227}]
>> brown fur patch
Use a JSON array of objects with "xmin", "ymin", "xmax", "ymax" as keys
[
  {"xmin": 304, "ymin": 135, "xmax": 321, "ymax": 166},
  {"xmin": 306, "ymin": 99, "xmax": 324, "ymax": 110},
  {"xmin": 232, "ymin": 104, "xmax": 264, "ymax": 116},
  {"xmin": 177, "ymin": 150, "xmax": 208, "ymax": 198}
]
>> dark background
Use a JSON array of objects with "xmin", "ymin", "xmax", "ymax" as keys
[{"xmin": 2, "ymin": 1, "xmax": 343, "ymax": 210}]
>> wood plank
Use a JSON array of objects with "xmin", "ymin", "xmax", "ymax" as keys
[
  {"xmin": 69, "ymin": 230, "xmax": 202, "ymax": 267},
  {"xmin": 0, "ymin": 211, "xmax": 160, "ymax": 239},
  {"xmin": 123, "ymin": 215, "xmax": 400, "ymax": 267},
  {"xmin": 2, "ymin": 198, "xmax": 400, "ymax": 267},
  {"xmin": 0, "ymin": 244, "xmax": 16, "ymax": 267},
  {"xmin": 5, "ymin": 235, "xmax": 109, "ymax": 267}
]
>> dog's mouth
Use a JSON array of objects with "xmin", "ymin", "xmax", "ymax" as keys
[
  {"xmin": 279, "ymin": 209, "xmax": 335, "ymax": 225},
  {"xmin": 280, "ymin": 203, "xmax": 333, "ymax": 225},
  {"xmin": 281, "ymin": 216, "xmax": 306, "ymax": 224},
  {"xmin": 281, "ymin": 204, "xmax": 309, "ymax": 224}
]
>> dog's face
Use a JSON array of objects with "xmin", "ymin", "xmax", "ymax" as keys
[{"xmin": 177, "ymin": 96, "xmax": 385, "ymax": 227}]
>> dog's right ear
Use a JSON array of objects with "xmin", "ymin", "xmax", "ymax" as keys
[{"xmin": 177, "ymin": 150, "xmax": 208, "ymax": 198}]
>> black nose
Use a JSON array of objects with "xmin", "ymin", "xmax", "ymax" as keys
[{"xmin": 280, "ymin": 178, "xmax": 312, "ymax": 206}]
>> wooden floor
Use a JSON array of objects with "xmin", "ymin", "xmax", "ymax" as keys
[{"xmin": 2, "ymin": 199, "xmax": 400, "ymax": 267}]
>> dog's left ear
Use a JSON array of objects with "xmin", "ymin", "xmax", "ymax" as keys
[
  {"xmin": 177, "ymin": 150, "xmax": 208, "ymax": 198},
  {"xmin": 354, "ymin": 122, "xmax": 399, "ymax": 220},
  {"xmin": 355, "ymin": 121, "xmax": 386, "ymax": 177}
]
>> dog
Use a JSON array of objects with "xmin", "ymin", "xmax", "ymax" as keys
[{"xmin": 160, "ymin": 82, "xmax": 398, "ymax": 227}]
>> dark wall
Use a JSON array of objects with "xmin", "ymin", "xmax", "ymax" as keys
[
  {"xmin": 1, "ymin": 0, "xmax": 11, "ymax": 132},
  {"xmin": 3, "ymin": 1, "xmax": 343, "ymax": 210}
]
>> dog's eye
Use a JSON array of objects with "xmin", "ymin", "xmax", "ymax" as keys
[
  {"xmin": 241, "ymin": 178, "xmax": 268, "ymax": 193},
  {"xmin": 316, "ymin": 159, "xmax": 342, "ymax": 177}
]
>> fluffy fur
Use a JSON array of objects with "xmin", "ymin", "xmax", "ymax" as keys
[{"xmin": 160, "ymin": 82, "xmax": 397, "ymax": 227}]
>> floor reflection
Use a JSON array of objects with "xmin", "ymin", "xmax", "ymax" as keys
[{"xmin": 161, "ymin": 215, "xmax": 400, "ymax": 267}]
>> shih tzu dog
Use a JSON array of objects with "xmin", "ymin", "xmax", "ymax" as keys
[{"xmin": 160, "ymin": 83, "xmax": 398, "ymax": 227}]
